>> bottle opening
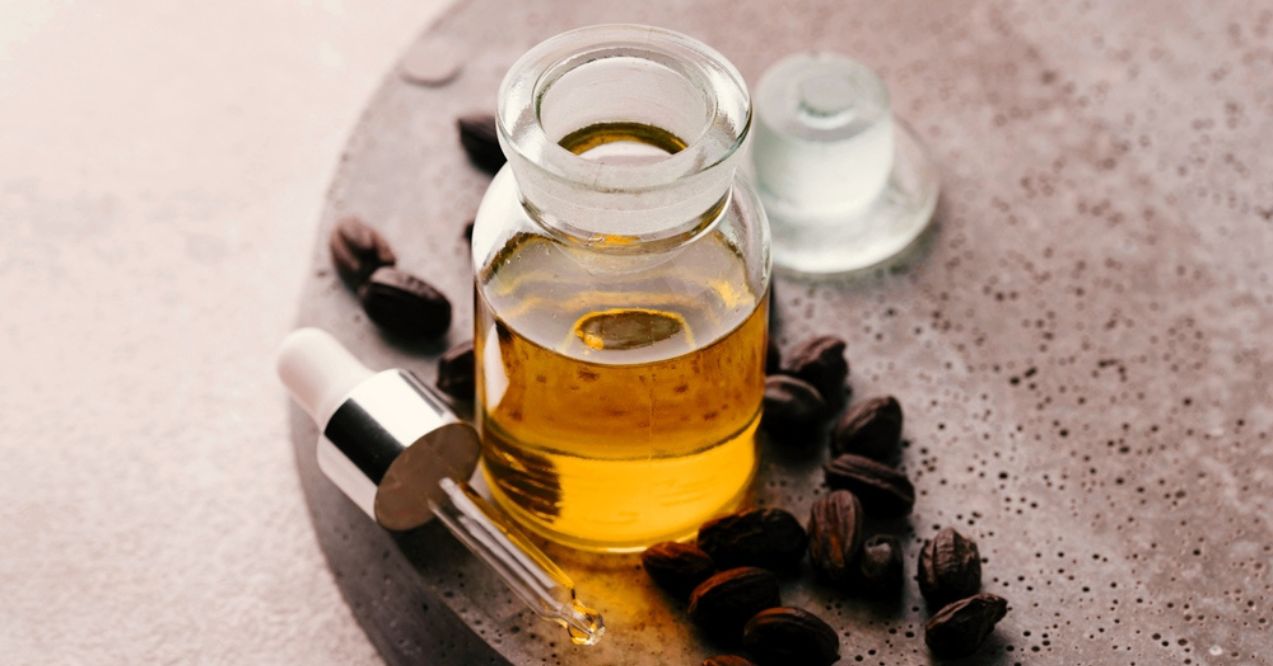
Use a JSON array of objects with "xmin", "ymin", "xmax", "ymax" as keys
[
  {"xmin": 497, "ymin": 25, "xmax": 750, "ymax": 242},
  {"xmin": 536, "ymin": 52, "xmax": 709, "ymax": 167},
  {"xmin": 558, "ymin": 122, "xmax": 687, "ymax": 166}
]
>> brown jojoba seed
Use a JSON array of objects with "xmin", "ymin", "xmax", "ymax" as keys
[
  {"xmin": 831, "ymin": 395, "xmax": 903, "ymax": 460},
  {"xmin": 856, "ymin": 534, "xmax": 904, "ymax": 596},
  {"xmin": 917, "ymin": 527, "xmax": 982, "ymax": 608},
  {"xmin": 435, "ymin": 340, "xmax": 475, "ymax": 400},
  {"xmin": 329, "ymin": 216, "xmax": 396, "ymax": 287},
  {"xmin": 761, "ymin": 375, "xmax": 827, "ymax": 435},
  {"xmin": 688, "ymin": 567, "xmax": 782, "ymax": 642},
  {"xmin": 806, "ymin": 491, "xmax": 865, "ymax": 586},
  {"xmin": 742, "ymin": 607, "xmax": 840, "ymax": 666},
  {"xmin": 924, "ymin": 593, "xmax": 1009, "ymax": 658},
  {"xmin": 697, "ymin": 508, "xmax": 808, "ymax": 570},
  {"xmin": 778, "ymin": 335, "xmax": 848, "ymax": 403},
  {"xmin": 641, "ymin": 541, "xmax": 716, "ymax": 601},
  {"xmin": 765, "ymin": 337, "xmax": 781, "ymax": 374},
  {"xmin": 457, "ymin": 113, "xmax": 505, "ymax": 174},
  {"xmin": 358, "ymin": 267, "xmax": 452, "ymax": 339},
  {"xmin": 823, "ymin": 453, "xmax": 915, "ymax": 516}
]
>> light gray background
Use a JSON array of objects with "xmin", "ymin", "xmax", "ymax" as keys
[{"xmin": 0, "ymin": 2, "xmax": 452, "ymax": 662}]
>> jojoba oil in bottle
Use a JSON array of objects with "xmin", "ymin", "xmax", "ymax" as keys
[{"xmin": 472, "ymin": 26, "xmax": 770, "ymax": 551}]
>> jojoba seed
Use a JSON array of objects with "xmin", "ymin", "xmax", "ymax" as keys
[
  {"xmin": 924, "ymin": 593, "xmax": 1009, "ymax": 658},
  {"xmin": 641, "ymin": 541, "xmax": 716, "ymax": 600},
  {"xmin": 435, "ymin": 340, "xmax": 475, "ymax": 400},
  {"xmin": 457, "ymin": 113, "xmax": 504, "ymax": 174},
  {"xmin": 688, "ymin": 568, "xmax": 781, "ymax": 642},
  {"xmin": 918, "ymin": 527, "xmax": 982, "ymax": 608},
  {"xmin": 824, "ymin": 454, "xmax": 915, "ymax": 516},
  {"xmin": 806, "ymin": 491, "xmax": 865, "ymax": 586},
  {"xmin": 329, "ymin": 216, "xmax": 396, "ymax": 287},
  {"xmin": 742, "ymin": 607, "xmax": 839, "ymax": 666},
  {"xmin": 779, "ymin": 335, "xmax": 848, "ymax": 403},
  {"xmin": 831, "ymin": 395, "xmax": 903, "ymax": 460},
  {"xmin": 358, "ymin": 267, "xmax": 452, "ymax": 339},
  {"xmin": 698, "ymin": 508, "xmax": 808, "ymax": 570}
]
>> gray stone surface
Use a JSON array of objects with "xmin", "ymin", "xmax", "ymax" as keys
[{"xmin": 294, "ymin": 0, "xmax": 1273, "ymax": 663}]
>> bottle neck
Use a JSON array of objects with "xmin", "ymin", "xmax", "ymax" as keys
[
  {"xmin": 496, "ymin": 25, "xmax": 751, "ymax": 249},
  {"xmin": 511, "ymin": 129, "xmax": 739, "ymax": 249}
]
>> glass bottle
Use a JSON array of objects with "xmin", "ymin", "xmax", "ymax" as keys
[{"xmin": 470, "ymin": 24, "xmax": 770, "ymax": 552}]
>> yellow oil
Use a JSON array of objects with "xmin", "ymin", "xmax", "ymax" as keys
[
  {"xmin": 474, "ymin": 122, "xmax": 767, "ymax": 551},
  {"xmin": 557, "ymin": 121, "xmax": 689, "ymax": 155},
  {"xmin": 475, "ymin": 281, "xmax": 766, "ymax": 551}
]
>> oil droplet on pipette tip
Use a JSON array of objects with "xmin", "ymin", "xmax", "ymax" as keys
[{"xmin": 561, "ymin": 599, "xmax": 605, "ymax": 646}]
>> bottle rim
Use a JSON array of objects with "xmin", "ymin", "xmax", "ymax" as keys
[{"xmin": 497, "ymin": 24, "xmax": 751, "ymax": 194}]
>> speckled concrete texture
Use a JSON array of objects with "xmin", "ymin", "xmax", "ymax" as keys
[
  {"xmin": 296, "ymin": 0, "xmax": 1273, "ymax": 664},
  {"xmin": 0, "ymin": 2, "xmax": 452, "ymax": 663}
]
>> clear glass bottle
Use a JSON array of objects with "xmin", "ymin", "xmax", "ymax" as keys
[{"xmin": 470, "ymin": 25, "xmax": 770, "ymax": 552}]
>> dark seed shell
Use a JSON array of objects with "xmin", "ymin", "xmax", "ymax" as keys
[
  {"xmin": 702, "ymin": 656, "xmax": 756, "ymax": 666},
  {"xmin": 779, "ymin": 335, "xmax": 848, "ymax": 402},
  {"xmin": 697, "ymin": 508, "xmax": 808, "ymax": 570},
  {"xmin": 329, "ymin": 216, "xmax": 396, "ymax": 287},
  {"xmin": 823, "ymin": 454, "xmax": 915, "ymax": 516},
  {"xmin": 765, "ymin": 337, "xmax": 781, "ymax": 374},
  {"xmin": 742, "ymin": 607, "xmax": 840, "ymax": 666},
  {"xmin": 358, "ymin": 267, "xmax": 452, "ymax": 339},
  {"xmin": 641, "ymin": 541, "xmax": 716, "ymax": 601},
  {"xmin": 806, "ymin": 491, "xmax": 865, "ymax": 586},
  {"xmin": 918, "ymin": 527, "xmax": 982, "ymax": 607},
  {"xmin": 924, "ymin": 593, "xmax": 1009, "ymax": 658},
  {"xmin": 856, "ymin": 534, "xmax": 904, "ymax": 596},
  {"xmin": 831, "ymin": 395, "xmax": 903, "ymax": 460},
  {"xmin": 688, "ymin": 568, "xmax": 782, "ymax": 643},
  {"xmin": 435, "ymin": 340, "xmax": 475, "ymax": 400},
  {"xmin": 457, "ymin": 113, "xmax": 505, "ymax": 174},
  {"xmin": 761, "ymin": 375, "xmax": 827, "ymax": 435}
]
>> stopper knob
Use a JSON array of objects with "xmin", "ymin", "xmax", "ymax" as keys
[{"xmin": 752, "ymin": 52, "xmax": 940, "ymax": 275}]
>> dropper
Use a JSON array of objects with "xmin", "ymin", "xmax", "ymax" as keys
[{"xmin": 277, "ymin": 328, "xmax": 604, "ymax": 645}]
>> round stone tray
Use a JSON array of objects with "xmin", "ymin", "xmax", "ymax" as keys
[{"xmin": 291, "ymin": 1, "xmax": 1273, "ymax": 663}]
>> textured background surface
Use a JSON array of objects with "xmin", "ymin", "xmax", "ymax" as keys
[
  {"xmin": 296, "ymin": 0, "xmax": 1273, "ymax": 664},
  {"xmin": 0, "ymin": 1, "xmax": 451, "ymax": 663}
]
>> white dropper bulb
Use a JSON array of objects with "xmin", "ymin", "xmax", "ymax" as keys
[{"xmin": 276, "ymin": 328, "xmax": 374, "ymax": 426}]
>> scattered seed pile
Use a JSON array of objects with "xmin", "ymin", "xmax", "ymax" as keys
[
  {"xmin": 639, "ymin": 335, "xmax": 1010, "ymax": 664},
  {"xmin": 326, "ymin": 212, "xmax": 473, "ymax": 402}
]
